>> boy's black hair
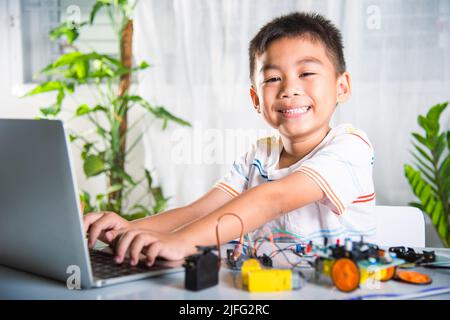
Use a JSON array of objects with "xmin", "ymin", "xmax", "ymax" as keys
[{"xmin": 249, "ymin": 12, "xmax": 346, "ymax": 83}]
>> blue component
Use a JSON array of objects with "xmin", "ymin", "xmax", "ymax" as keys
[
  {"xmin": 296, "ymin": 244, "xmax": 303, "ymax": 253},
  {"xmin": 368, "ymin": 257, "xmax": 377, "ymax": 264}
]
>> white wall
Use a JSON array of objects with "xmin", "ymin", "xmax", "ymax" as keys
[
  {"xmin": 0, "ymin": 0, "xmax": 145, "ymax": 205},
  {"xmin": 1, "ymin": 1, "xmax": 449, "ymax": 248},
  {"xmin": 133, "ymin": 0, "xmax": 450, "ymax": 208}
]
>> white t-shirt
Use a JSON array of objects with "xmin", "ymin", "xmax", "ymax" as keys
[{"xmin": 214, "ymin": 124, "xmax": 376, "ymax": 245}]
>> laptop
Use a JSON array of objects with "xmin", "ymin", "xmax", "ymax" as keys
[{"xmin": 0, "ymin": 119, "xmax": 184, "ymax": 288}]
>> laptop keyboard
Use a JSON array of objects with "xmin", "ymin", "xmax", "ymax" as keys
[{"xmin": 89, "ymin": 249, "xmax": 162, "ymax": 279}]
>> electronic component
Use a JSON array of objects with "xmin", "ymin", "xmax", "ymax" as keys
[
  {"xmin": 389, "ymin": 247, "xmax": 436, "ymax": 264},
  {"xmin": 226, "ymin": 248, "xmax": 244, "ymax": 270},
  {"xmin": 257, "ymin": 253, "xmax": 273, "ymax": 267},
  {"xmin": 241, "ymin": 258, "xmax": 303, "ymax": 292},
  {"xmin": 184, "ymin": 246, "xmax": 219, "ymax": 291},
  {"xmin": 313, "ymin": 239, "xmax": 405, "ymax": 292}
]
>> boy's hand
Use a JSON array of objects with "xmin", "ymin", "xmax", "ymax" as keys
[
  {"xmin": 108, "ymin": 229, "xmax": 193, "ymax": 266},
  {"xmin": 83, "ymin": 212, "xmax": 132, "ymax": 248}
]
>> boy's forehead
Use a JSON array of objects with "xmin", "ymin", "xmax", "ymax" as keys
[{"xmin": 256, "ymin": 36, "xmax": 331, "ymax": 70}]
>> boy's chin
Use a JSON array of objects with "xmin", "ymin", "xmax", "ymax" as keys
[{"xmin": 278, "ymin": 123, "xmax": 315, "ymax": 139}]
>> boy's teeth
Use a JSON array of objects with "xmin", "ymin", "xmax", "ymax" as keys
[{"xmin": 281, "ymin": 106, "xmax": 311, "ymax": 114}]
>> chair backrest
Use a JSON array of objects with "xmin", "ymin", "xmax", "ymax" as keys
[{"xmin": 373, "ymin": 205, "xmax": 425, "ymax": 248}]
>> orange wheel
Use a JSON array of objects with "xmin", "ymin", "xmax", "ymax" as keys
[
  {"xmin": 331, "ymin": 258, "xmax": 360, "ymax": 292},
  {"xmin": 380, "ymin": 266, "xmax": 396, "ymax": 282},
  {"xmin": 395, "ymin": 270, "xmax": 432, "ymax": 285}
]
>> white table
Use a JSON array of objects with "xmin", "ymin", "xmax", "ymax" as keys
[{"xmin": 1, "ymin": 246, "xmax": 449, "ymax": 300}]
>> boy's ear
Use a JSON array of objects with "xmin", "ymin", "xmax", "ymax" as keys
[
  {"xmin": 250, "ymin": 86, "xmax": 261, "ymax": 113},
  {"xmin": 336, "ymin": 71, "xmax": 352, "ymax": 103}
]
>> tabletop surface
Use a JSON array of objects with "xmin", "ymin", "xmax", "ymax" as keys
[{"xmin": 1, "ymin": 245, "xmax": 449, "ymax": 300}]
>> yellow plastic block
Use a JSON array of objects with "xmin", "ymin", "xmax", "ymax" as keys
[
  {"xmin": 360, "ymin": 266, "xmax": 386, "ymax": 284},
  {"xmin": 322, "ymin": 259, "xmax": 333, "ymax": 277},
  {"xmin": 247, "ymin": 269, "xmax": 292, "ymax": 292},
  {"xmin": 241, "ymin": 259, "xmax": 262, "ymax": 286}
]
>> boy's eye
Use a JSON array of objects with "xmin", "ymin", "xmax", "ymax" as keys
[
  {"xmin": 263, "ymin": 77, "xmax": 281, "ymax": 83},
  {"xmin": 299, "ymin": 72, "xmax": 315, "ymax": 78}
]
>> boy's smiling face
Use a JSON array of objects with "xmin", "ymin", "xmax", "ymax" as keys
[{"xmin": 250, "ymin": 36, "xmax": 351, "ymax": 141}]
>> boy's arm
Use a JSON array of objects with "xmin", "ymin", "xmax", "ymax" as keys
[
  {"xmin": 130, "ymin": 187, "xmax": 231, "ymax": 233},
  {"xmin": 110, "ymin": 172, "xmax": 324, "ymax": 265},
  {"xmin": 84, "ymin": 188, "xmax": 231, "ymax": 247},
  {"xmin": 176, "ymin": 172, "xmax": 324, "ymax": 252}
]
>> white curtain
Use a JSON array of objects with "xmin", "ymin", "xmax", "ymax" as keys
[{"xmin": 133, "ymin": 0, "xmax": 450, "ymax": 208}]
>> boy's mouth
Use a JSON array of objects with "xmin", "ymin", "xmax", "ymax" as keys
[{"xmin": 278, "ymin": 106, "xmax": 311, "ymax": 118}]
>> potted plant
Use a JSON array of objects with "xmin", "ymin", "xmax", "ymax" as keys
[
  {"xmin": 24, "ymin": 0, "xmax": 191, "ymax": 220},
  {"xmin": 404, "ymin": 102, "xmax": 450, "ymax": 247}
]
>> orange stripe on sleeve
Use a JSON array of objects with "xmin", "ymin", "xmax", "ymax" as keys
[
  {"xmin": 300, "ymin": 166, "xmax": 345, "ymax": 213},
  {"xmin": 298, "ymin": 166, "xmax": 344, "ymax": 215},
  {"xmin": 357, "ymin": 192, "xmax": 375, "ymax": 199},
  {"xmin": 352, "ymin": 194, "xmax": 376, "ymax": 204},
  {"xmin": 214, "ymin": 182, "xmax": 240, "ymax": 198},
  {"xmin": 349, "ymin": 133, "xmax": 371, "ymax": 149},
  {"xmin": 214, "ymin": 184, "xmax": 235, "ymax": 198}
]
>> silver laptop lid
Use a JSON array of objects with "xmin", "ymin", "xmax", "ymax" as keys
[{"xmin": 0, "ymin": 119, "xmax": 94, "ymax": 287}]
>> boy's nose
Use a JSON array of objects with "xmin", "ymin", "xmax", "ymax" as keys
[
  {"xmin": 279, "ymin": 79, "xmax": 304, "ymax": 98},
  {"xmin": 280, "ymin": 89, "xmax": 303, "ymax": 99}
]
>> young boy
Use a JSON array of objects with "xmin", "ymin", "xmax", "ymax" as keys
[{"xmin": 84, "ymin": 12, "xmax": 376, "ymax": 267}]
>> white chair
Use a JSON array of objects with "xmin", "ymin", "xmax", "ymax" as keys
[{"xmin": 373, "ymin": 205, "xmax": 425, "ymax": 248}]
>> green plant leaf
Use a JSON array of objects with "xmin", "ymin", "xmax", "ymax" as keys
[
  {"xmin": 42, "ymin": 52, "xmax": 84, "ymax": 72},
  {"xmin": 419, "ymin": 184, "xmax": 432, "ymax": 205},
  {"xmin": 447, "ymin": 131, "xmax": 450, "ymax": 150},
  {"xmin": 434, "ymin": 132, "xmax": 447, "ymax": 163},
  {"xmin": 69, "ymin": 134, "xmax": 78, "ymax": 142},
  {"xmin": 411, "ymin": 152, "xmax": 434, "ymax": 177},
  {"xmin": 40, "ymin": 104, "xmax": 61, "ymax": 117},
  {"xmin": 422, "ymin": 102, "xmax": 448, "ymax": 139},
  {"xmin": 90, "ymin": 1, "xmax": 108, "ymax": 24},
  {"xmin": 106, "ymin": 184, "xmax": 123, "ymax": 194},
  {"xmin": 76, "ymin": 104, "xmax": 91, "ymax": 116},
  {"xmin": 49, "ymin": 21, "xmax": 87, "ymax": 44},
  {"xmin": 83, "ymin": 154, "xmax": 105, "ymax": 177},
  {"xmin": 153, "ymin": 106, "xmax": 192, "ymax": 129},
  {"xmin": 151, "ymin": 187, "xmax": 169, "ymax": 213},
  {"xmin": 413, "ymin": 163, "xmax": 437, "ymax": 194},
  {"xmin": 144, "ymin": 169, "xmax": 153, "ymax": 189},
  {"xmin": 123, "ymin": 212, "xmax": 148, "ymax": 221},
  {"xmin": 405, "ymin": 102, "xmax": 450, "ymax": 248},
  {"xmin": 430, "ymin": 200, "xmax": 443, "ymax": 226},
  {"xmin": 412, "ymin": 132, "xmax": 431, "ymax": 149},
  {"xmin": 137, "ymin": 61, "xmax": 150, "ymax": 70},
  {"xmin": 408, "ymin": 202, "xmax": 423, "ymax": 210},
  {"xmin": 439, "ymin": 156, "xmax": 450, "ymax": 182},
  {"xmin": 81, "ymin": 143, "xmax": 94, "ymax": 160},
  {"xmin": 412, "ymin": 144, "xmax": 434, "ymax": 164},
  {"xmin": 124, "ymin": 95, "xmax": 191, "ymax": 129},
  {"xmin": 74, "ymin": 59, "xmax": 89, "ymax": 80},
  {"xmin": 438, "ymin": 213, "xmax": 448, "ymax": 241},
  {"xmin": 24, "ymin": 81, "xmax": 64, "ymax": 96},
  {"xmin": 56, "ymin": 89, "xmax": 65, "ymax": 106},
  {"xmin": 418, "ymin": 115, "xmax": 432, "ymax": 137},
  {"xmin": 79, "ymin": 190, "xmax": 95, "ymax": 214},
  {"xmin": 114, "ymin": 167, "xmax": 136, "ymax": 185},
  {"xmin": 404, "ymin": 164, "xmax": 435, "ymax": 202},
  {"xmin": 426, "ymin": 102, "xmax": 448, "ymax": 127}
]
